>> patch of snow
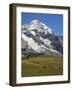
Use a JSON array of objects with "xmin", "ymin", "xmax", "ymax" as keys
[
  {"xmin": 22, "ymin": 33, "xmax": 44, "ymax": 52},
  {"xmin": 30, "ymin": 31, "xmax": 36, "ymax": 36},
  {"xmin": 40, "ymin": 37, "xmax": 51, "ymax": 47},
  {"xmin": 50, "ymin": 49, "xmax": 61, "ymax": 55},
  {"xmin": 41, "ymin": 22, "xmax": 53, "ymax": 34}
]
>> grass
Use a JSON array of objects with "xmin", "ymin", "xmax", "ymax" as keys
[{"xmin": 21, "ymin": 55, "xmax": 63, "ymax": 77}]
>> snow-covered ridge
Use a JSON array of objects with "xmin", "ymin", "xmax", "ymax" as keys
[{"xmin": 28, "ymin": 20, "xmax": 53, "ymax": 34}]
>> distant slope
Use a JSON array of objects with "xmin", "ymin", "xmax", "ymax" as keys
[{"xmin": 54, "ymin": 36, "xmax": 63, "ymax": 54}]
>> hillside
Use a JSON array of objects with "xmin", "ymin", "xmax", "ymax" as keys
[{"xmin": 22, "ymin": 55, "xmax": 63, "ymax": 77}]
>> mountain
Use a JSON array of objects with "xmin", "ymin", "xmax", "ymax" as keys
[
  {"xmin": 21, "ymin": 20, "xmax": 63, "ymax": 57},
  {"xmin": 54, "ymin": 36, "xmax": 63, "ymax": 54}
]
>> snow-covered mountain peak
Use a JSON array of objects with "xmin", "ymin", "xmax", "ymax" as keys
[
  {"xmin": 22, "ymin": 19, "xmax": 54, "ymax": 35},
  {"xmin": 31, "ymin": 19, "xmax": 40, "ymax": 24},
  {"xmin": 28, "ymin": 19, "xmax": 54, "ymax": 35},
  {"xmin": 21, "ymin": 19, "xmax": 63, "ymax": 56}
]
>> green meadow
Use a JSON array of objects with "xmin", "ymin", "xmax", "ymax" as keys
[{"xmin": 21, "ymin": 55, "xmax": 63, "ymax": 77}]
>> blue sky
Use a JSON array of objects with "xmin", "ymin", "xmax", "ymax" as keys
[{"xmin": 21, "ymin": 12, "xmax": 63, "ymax": 36}]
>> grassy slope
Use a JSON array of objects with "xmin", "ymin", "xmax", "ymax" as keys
[{"xmin": 21, "ymin": 55, "xmax": 63, "ymax": 77}]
